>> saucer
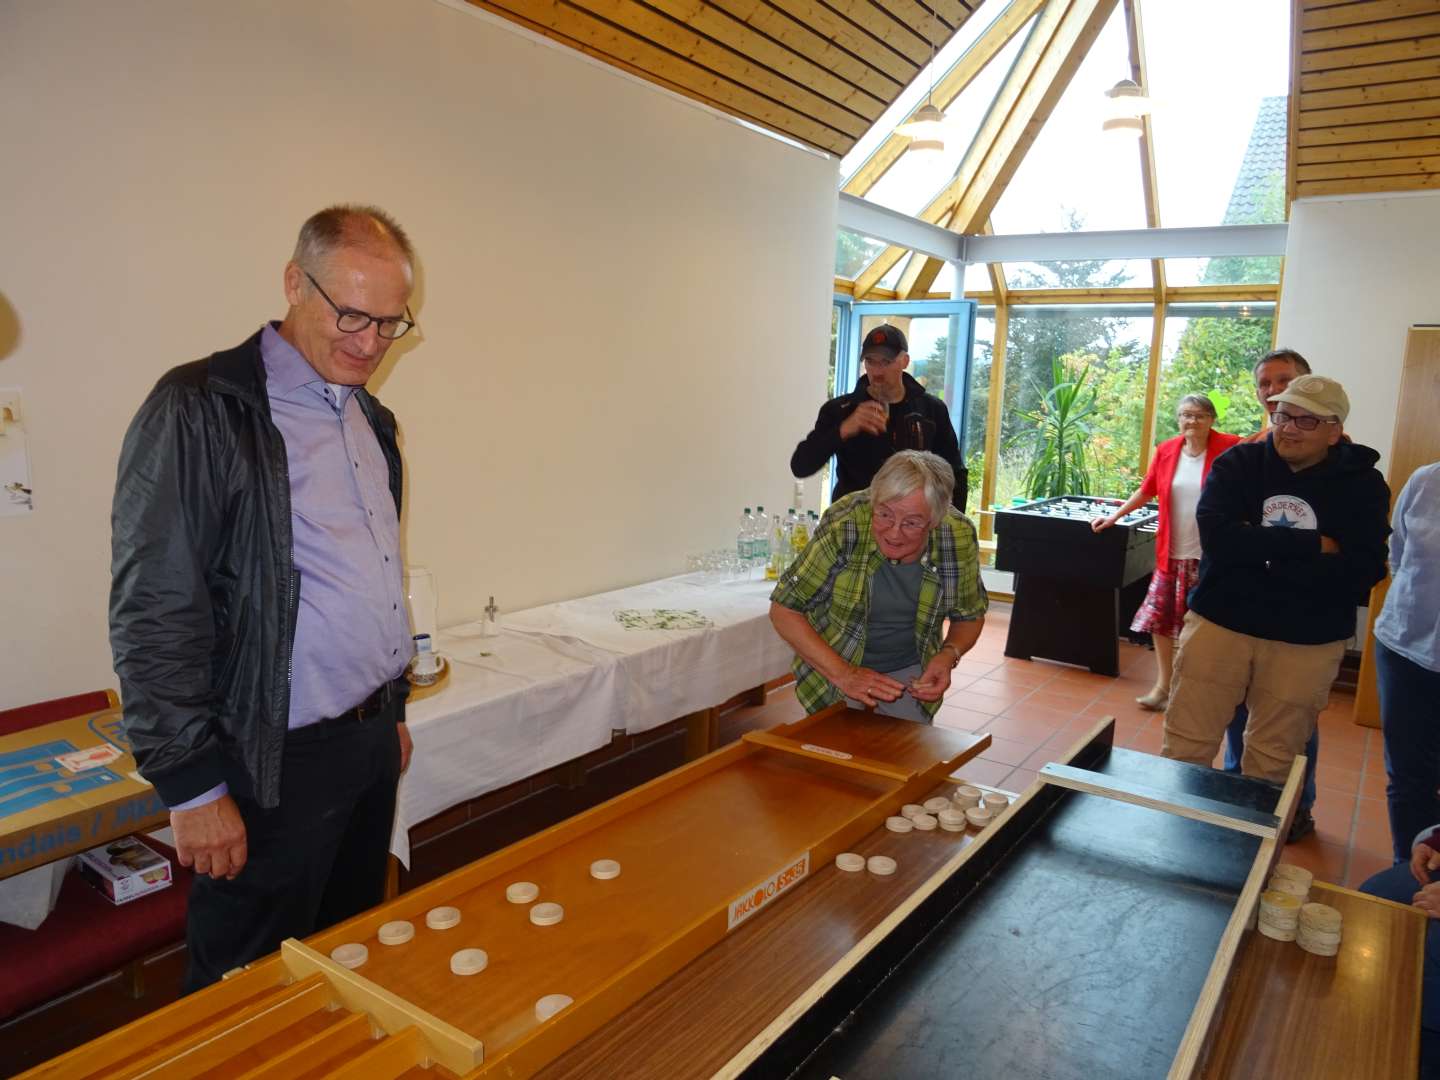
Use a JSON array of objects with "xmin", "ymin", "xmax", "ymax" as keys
[{"xmin": 406, "ymin": 654, "xmax": 450, "ymax": 701}]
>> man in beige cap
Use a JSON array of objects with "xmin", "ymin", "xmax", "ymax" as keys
[{"xmin": 1162, "ymin": 375, "xmax": 1390, "ymax": 801}]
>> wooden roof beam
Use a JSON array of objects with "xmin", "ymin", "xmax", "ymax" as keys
[
  {"xmin": 842, "ymin": 0, "xmax": 1047, "ymax": 198},
  {"xmin": 853, "ymin": 0, "xmax": 1119, "ymax": 296},
  {"xmin": 1123, "ymin": 0, "xmax": 1165, "ymax": 304}
]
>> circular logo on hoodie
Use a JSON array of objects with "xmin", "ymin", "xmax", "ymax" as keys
[{"xmin": 1261, "ymin": 495, "xmax": 1317, "ymax": 530}]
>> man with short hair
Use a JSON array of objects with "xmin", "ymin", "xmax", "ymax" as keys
[
  {"xmin": 110, "ymin": 205, "xmax": 419, "ymax": 988},
  {"xmin": 770, "ymin": 451, "xmax": 987, "ymax": 723},
  {"xmin": 1162, "ymin": 375, "xmax": 1390, "ymax": 791},
  {"xmin": 1222, "ymin": 347, "xmax": 1322, "ymax": 839},
  {"xmin": 791, "ymin": 323, "xmax": 968, "ymax": 511}
]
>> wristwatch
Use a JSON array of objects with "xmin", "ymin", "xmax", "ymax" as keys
[{"xmin": 938, "ymin": 644, "xmax": 962, "ymax": 669}]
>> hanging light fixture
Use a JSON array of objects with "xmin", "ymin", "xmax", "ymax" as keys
[
  {"xmin": 1102, "ymin": 78, "xmax": 1152, "ymax": 137},
  {"xmin": 898, "ymin": 4, "xmax": 946, "ymax": 154}
]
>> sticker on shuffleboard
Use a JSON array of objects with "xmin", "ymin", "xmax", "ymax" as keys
[
  {"xmin": 801, "ymin": 743, "xmax": 852, "ymax": 760},
  {"xmin": 727, "ymin": 852, "xmax": 810, "ymax": 931}
]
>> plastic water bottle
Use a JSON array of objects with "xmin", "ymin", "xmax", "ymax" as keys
[
  {"xmin": 738, "ymin": 508, "xmax": 754, "ymax": 566},
  {"xmin": 766, "ymin": 514, "xmax": 788, "ymax": 581},
  {"xmin": 754, "ymin": 506, "xmax": 771, "ymax": 573},
  {"xmin": 790, "ymin": 508, "xmax": 810, "ymax": 553}
]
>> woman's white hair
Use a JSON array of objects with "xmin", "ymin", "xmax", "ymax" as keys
[{"xmin": 868, "ymin": 451, "xmax": 954, "ymax": 525}]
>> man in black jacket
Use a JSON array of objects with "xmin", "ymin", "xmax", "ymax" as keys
[
  {"xmin": 1162, "ymin": 375, "xmax": 1390, "ymax": 787},
  {"xmin": 791, "ymin": 324, "xmax": 968, "ymax": 511},
  {"xmin": 110, "ymin": 205, "xmax": 418, "ymax": 988}
]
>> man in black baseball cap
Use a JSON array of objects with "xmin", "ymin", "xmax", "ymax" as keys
[{"xmin": 790, "ymin": 323, "xmax": 968, "ymax": 510}]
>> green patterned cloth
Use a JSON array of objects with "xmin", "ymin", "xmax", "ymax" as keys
[
  {"xmin": 613, "ymin": 608, "xmax": 714, "ymax": 631},
  {"xmin": 769, "ymin": 491, "xmax": 987, "ymax": 718}
]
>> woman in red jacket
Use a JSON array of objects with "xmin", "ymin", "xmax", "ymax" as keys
[{"xmin": 1092, "ymin": 394, "xmax": 1241, "ymax": 710}]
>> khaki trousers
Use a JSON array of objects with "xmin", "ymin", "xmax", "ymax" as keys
[{"xmin": 1162, "ymin": 613, "xmax": 1345, "ymax": 784}]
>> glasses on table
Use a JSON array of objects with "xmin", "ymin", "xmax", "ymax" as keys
[
  {"xmin": 304, "ymin": 271, "xmax": 416, "ymax": 340},
  {"xmin": 1272, "ymin": 410, "xmax": 1338, "ymax": 432}
]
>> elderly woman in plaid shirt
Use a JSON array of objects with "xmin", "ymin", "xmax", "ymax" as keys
[{"xmin": 769, "ymin": 451, "xmax": 988, "ymax": 723}]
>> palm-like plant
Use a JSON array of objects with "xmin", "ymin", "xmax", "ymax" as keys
[{"xmin": 1011, "ymin": 355, "xmax": 1098, "ymax": 499}]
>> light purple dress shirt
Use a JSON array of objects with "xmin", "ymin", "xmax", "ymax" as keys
[{"xmin": 169, "ymin": 324, "xmax": 411, "ymax": 810}]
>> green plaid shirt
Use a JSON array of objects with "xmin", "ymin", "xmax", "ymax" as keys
[{"xmin": 770, "ymin": 491, "xmax": 988, "ymax": 717}]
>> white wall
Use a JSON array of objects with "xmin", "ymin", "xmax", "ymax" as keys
[
  {"xmin": 1276, "ymin": 190, "xmax": 1440, "ymax": 471},
  {"xmin": 0, "ymin": 0, "xmax": 838, "ymax": 708}
]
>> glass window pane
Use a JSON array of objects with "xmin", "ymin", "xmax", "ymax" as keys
[
  {"xmin": 965, "ymin": 308, "xmax": 996, "ymax": 520},
  {"xmin": 836, "ymin": 229, "xmax": 888, "ymax": 279},
  {"xmin": 1147, "ymin": 1, "xmax": 1290, "ymax": 227},
  {"xmin": 860, "ymin": 29, "xmax": 1032, "ymax": 217},
  {"xmin": 1164, "ymin": 256, "xmax": 1282, "ymax": 287},
  {"xmin": 963, "ymin": 262, "xmax": 993, "ymax": 294},
  {"xmin": 1005, "ymin": 258, "xmax": 1153, "ymax": 290},
  {"xmin": 997, "ymin": 305, "xmax": 1153, "ymax": 506},
  {"xmin": 990, "ymin": 6, "xmax": 1148, "ymax": 235},
  {"xmin": 1155, "ymin": 303, "xmax": 1277, "ymax": 444}
]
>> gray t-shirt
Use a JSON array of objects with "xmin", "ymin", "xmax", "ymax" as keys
[{"xmin": 861, "ymin": 559, "xmax": 924, "ymax": 672}]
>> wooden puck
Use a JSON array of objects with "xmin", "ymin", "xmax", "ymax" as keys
[
  {"xmin": 900, "ymin": 803, "xmax": 927, "ymax": 820},
  {"xmin": 866, "ymin": 855, "xmax": 897, "ymax": 876},
  {"xmin": 923, "ymin": 797, "xmax": 953, "ymax": 814},
  {"xmin": 965, "ymin": 806, "xmax": 995, "ymax": 828},
  {"xmin": 330, "ymin": 943, "xmax": 368, "ymax": 969},
  {"xmin": 912, "ymin": 813, "xmax": 938, "ymax": 831},
  {"xmin": 885, "ymin": 816, "xmax": 915, "ymax": 833},
  {"xmin": 589, "ymin": 859, "xmax": 622, "ymax": 880},
  {"xmin": 953, "ymin": 785, "xmax": 983, "ymax": 809},
  {"xmin": 450, "ymin": 948, "xmax": 489, "ymax": 976},
  {"xmin": 426, "ymin": 906, "xmax": 461, "ymax": 931},
  {"xmin": 835, "ymin": 852, "xmax": 865, "ymax": 872},
  {"xmin": 506, "ymin": 881, "xmax": 540, "ymax": 904},
  {"xmin": 377, "ymin": 920, "xmax": 415, "ymax": 946},
  {"xmin": 535, "ymin": 994, "xmax": 574, "ymax": 1022},
  {"xmin": 530, "ymin": 902, "xmax": 565, "ymax": 926}
]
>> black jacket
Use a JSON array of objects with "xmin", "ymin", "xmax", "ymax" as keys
[
  {"xmin": 790, "ymin": 372, "xmax": 968, "ymax": 510},
  {"xmin": 1189, "ymin": 436, "xmax": 1390, "ymax": 645},
  {"xmin": 109, "ymin": 331, "xmax": 404, "ymax": 809}
]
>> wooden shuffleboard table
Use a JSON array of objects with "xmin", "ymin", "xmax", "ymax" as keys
[{"xmin": 17, "ymin": 710, "xmax": 1423, "ymax": 1080}]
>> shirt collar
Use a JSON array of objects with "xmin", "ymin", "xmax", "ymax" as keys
[{"xmin": 260, "ymin": 322, "xmax": 328, "ymax": 398}]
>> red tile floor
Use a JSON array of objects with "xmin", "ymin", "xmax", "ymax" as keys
[{"xmin": 723, "ymin": 602, "xmax": 1395, "ymax": 891}]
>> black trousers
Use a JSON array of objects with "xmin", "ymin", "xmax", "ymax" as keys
[{"xmin": 184, "ymin": 706, "xmax": 402, "ymax": 991}]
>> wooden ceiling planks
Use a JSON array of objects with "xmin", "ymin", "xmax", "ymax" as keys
[
  {"xmin": 465, "ymin": 0, "xmax": 988, "ymax": 156},
  {"xmin": 1291, "ymin": 0, "xmax": 1440, "ymax": 198}
]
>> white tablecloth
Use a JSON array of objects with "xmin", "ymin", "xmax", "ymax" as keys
[{"xmin": 390, "ymin": 573, "xmax": 792, "ymax": 866}]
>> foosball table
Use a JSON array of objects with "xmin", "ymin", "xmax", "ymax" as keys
[{"xmin": 994, "ymin": 495, "xmax": 1159, "ymax": 676}]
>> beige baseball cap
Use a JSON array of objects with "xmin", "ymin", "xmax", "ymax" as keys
[{"xmin": 1270, "ymin": 374, "xmax": 1350, "ymax": 424}]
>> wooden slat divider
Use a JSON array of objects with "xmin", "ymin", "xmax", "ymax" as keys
[
  {"xmin": 741, "ymin": 729, "xmax": 918, "ymax": 781},
  {"xmin": 230, "ymin": 1012, "xmax": 377, "ymax": 1080},
  {"xmin": 322, "ymin": 1027, "xmax": 427, "ymax": 1080},
  {"xmin": 103, "ymin": 975, "xmax": 331, "ymax": 1080}
]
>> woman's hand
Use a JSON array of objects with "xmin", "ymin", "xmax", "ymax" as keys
[
  {"xmin": 835, "ymin": 666, "xmax": 907, "ymax": 707},
  {"xmin": 1415, "ymin": 881, "xmax": 1440, "ymax": 918},
  {"xmin": 1412, "ymin": 841, "xmax": 1440, "ymax": 885},
  {"xmin": 909, "ymin": 653, "xmax": 954, "ymax": 702}
]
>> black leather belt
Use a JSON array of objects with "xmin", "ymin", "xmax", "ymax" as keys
[{"xmin": 289, "ymin": 681, "xmax": 396, "ymax": 742}]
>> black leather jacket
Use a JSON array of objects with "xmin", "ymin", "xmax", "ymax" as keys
[{"xmin": 109, "ymin": 331, "xmax": 403, "ymax": 809}]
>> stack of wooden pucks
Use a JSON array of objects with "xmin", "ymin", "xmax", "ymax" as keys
[
  {"xmin": 1296, "ymin": 902, "xmax": 1343, "ymax": 957},
  {"xmin": 1269, "ymin": 863, "xmax": 1313, "ymax": 902},
  {"xmin": 1257, "ymin": 889, "xmax": 1302, "ymax": 941}
]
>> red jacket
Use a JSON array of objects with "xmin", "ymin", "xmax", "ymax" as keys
[{"xmin": 1139, "ymin": 429, "xmax": 1242, "ymax": 565}]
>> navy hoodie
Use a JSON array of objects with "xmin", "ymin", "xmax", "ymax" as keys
[{"xmin": 1189, "ymin": 436, "xmax": 1390, "ymax": 645}]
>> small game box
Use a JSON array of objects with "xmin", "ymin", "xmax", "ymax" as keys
[{"xmin": 76, "ymin": 835, "xmax": 172, "ymax": 905}]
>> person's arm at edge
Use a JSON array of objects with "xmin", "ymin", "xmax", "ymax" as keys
[
  {"xmin": 790, "ymin": 398, "xmax": 846, "ymax": 479},
  {"xmin": 932, "ymin": 409, "xmax": 968, "ymax": 511},
  {"xmin": 1195, "ymin": 447, "xmax": 1323, "ymax": 566},
  {"xmin": 110, "ymin": 381, "xmax": 246, "ymax": 878}
]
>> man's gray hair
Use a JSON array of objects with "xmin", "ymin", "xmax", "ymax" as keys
[
  {"xmin": 869, "ymin": 451, "xmax": 955, "ymax": 525},
  {"xmin": 292, "ymin": 204, "xmax": 415, "ymax": 276}
]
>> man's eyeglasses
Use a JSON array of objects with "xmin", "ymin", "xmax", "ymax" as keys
[
  {"xmin": 304, "ymin": 271, "xmax": 415, "ymax": 340},
  {"xmin": 1272, "ymin": 410, "xmax": 1338, "ymax": 432},
  {"xmin": 874, "ymin": 508, "xmax": 930, "ymax": 535}
]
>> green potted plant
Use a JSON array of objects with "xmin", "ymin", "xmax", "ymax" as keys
[{"xmin": 1011, "ymin": 354, "xmax": 1097, "ymax": 499}]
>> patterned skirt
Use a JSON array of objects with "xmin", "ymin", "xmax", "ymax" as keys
[{"xmin": 1130, "ymin": 558, "xmax": 1200, "ymax": 639}]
